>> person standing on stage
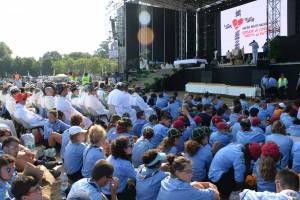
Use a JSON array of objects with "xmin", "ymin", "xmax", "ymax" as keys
[
  {"xmin": 260, "ymin": 74, "xmax": 269, "ymax": 97},
  {"xmin": 262, "ymin": 40, "xmax": 269, "ymax": 60},
  {"xmin": 278, "ymin": 73, "xmax": 288, "ymax": 99},
  {"xmin": 249, "ymin": 40, "xmax": 259, "ymax": 65},
  {"xmin": 296, "ymin": 73, "xmax": 300, "ymax": 98}
]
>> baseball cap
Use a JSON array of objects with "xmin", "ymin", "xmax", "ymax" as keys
[
  {"xmin": 278, "ymin": 102, "xmax": 286, "ymax": 108},
  {"xmin": 69, "ymin": 126, "xmax": 87, "ymax": 136},
  {"xmin": 247, "ymin": 143, "xmax": 261, "ymax": 161},
  {"xmin": 261, "ymin": 142, "xmax": 280, "ymax": 161},
  {"xmin": 216, "ymin": 122, "xmax": 229, "ymax": 130},
  {"xmin": 212, "ymin": 116, "xmax": 222, "ymax": 125},
  {"xmin": 172, "ymin": 120, "xmax": 185, "ymax": 129},
  {"xmin": 193, "ymin": 116, "xmax": 202, "ymax": 124}
]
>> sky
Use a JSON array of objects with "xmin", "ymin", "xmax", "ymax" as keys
[{"xmin": 0, "ymin": 0, "xmax": 108, "ymax": 59}]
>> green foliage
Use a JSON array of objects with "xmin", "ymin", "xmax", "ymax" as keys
[
  {"xmin": 0, "ymin": 41, "xmax": 118, "ymax": 77},
  {"xmin": 94, "ymin": 40, "xmax": 109, "ymax": 58},
  {"xmin": 269, "ymin": 37, "xmax": 281, "ymax": 61}
]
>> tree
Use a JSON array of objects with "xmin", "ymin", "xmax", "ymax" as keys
[
  {"xmin": 0, "ymin": 42, "xmax": 12, "ymax": 59},
  {"xmin": 94, "ymin": 40, "xmax": 109, "ymax": 58}
]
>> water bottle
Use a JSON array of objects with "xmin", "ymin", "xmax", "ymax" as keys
[
  {"xmin": 20, "ymin": 133, "xmax": 35, "ymax": 150},
  {"xmin": 60, "ymin": 173, "xmax": 69, "ymax": 199}
]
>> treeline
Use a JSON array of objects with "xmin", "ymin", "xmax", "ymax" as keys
[{"xmin": 0, "ymin": 41, "xmax": 118, "ymax": 77}]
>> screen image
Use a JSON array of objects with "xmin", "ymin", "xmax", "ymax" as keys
[{"xmin": 221, "ymin": 0, "xmax": 287, "ymax": 55}]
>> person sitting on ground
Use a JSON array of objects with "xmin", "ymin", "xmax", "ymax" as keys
[
  {"xmin": 132, "ymin": 127, "xmax": 154, "ymax": 168},
  {"xmin": 230, "ymin": 115, "xmax": 245, "ymax": 142},
  {"xmin": 236, "ymin": 119, "xmax": 265, "ymax": 145},
  {"xmin": 253, "ymin": 142, "xmax": 280, "ymax": 192},
  {"xmin": 132, "ymin": 111, "xmax": 147, "ymax": 137},
  {"xmin": 14, "ymin": 92, "xmax": 47, "ymax": 127},
  {"xmin": 157, "ymin": 156, "xmax": 220, "ymax": 200},
  {"xmin": 142, "ymin": 114, "xmax": 158, "ymax": 131},
  {"xmin": 266, "ymin": 120, "xmax": 293, "ymax": 169},
  {"xmin": 185, "ymin": 127, "xmax": 213, "ymax": 182},
  {"xmin": 208, "ymin": 143, "xmax": 261, "ymax": 199},
  {"xmin": 280, "ymin": 106, "xmax": 297, "ymax": 129},
  {"xmin": 68, "ymin": 160, "xmax": 119, "ymax": 200},
  {"xmin": 291, "ymin": 141, "xmax": 300, "ymax": 173},
  {"xmin": 0, "ymin": 154, "xmax": 16, "ymax": 199},
  {"xmin": 250, "ymin": 117, "xmax": 264, "ymax": 135},
  {"xmin": 287, "ymin": 118, "xmax": 300, "ymax": 137},
  {"xmin": 209, "ymin": 122, "xmax": 231, "ymax": 147},
  {"xmin": 210, "ymin": 116, "xmax": 223, "ymax": 133},
  {"xmin": 151, "ymin": 113, "xmax": 172, "ymax": 148},
  {"xmin": 249, "ymin": 98, "xmax": 261, "ymax": 111},
  {"xmin": 240, "ymin": 169, "xmax": 300, "ymax": 199},
  {"xmin": 202, "ymin": 93, "xmax": 211, "ymax": 105},
  {"xmin": 11, "ymin": 175, "xmax": 49, "ymax": 200},
  {"xmin": 107, "ymin": 117, "xmax": 134, "ymax": 143},
  {"xmin": 43, "ymin": 109, "xmax": 70, "ymax": 147},
  {"xmin": 239, "ymin": 93, "xmax": 249, "ymax": 111},
  {"xmin": 158, "ymin": 128, "xmax": 182, "ymax": 155},
  {"xmin": 81, "ymin": 125, "xmax": 108, "ymax": 178},
  {"xmin": 63, "ymin": 126, "xmax": 87, "ymax": 182},
  {"xmin": 265, "ymin": 115, "xmax": 280, "ymax": 135},
  {"xmin": 162, "ymin": 96, "xmax": 180, "ymax": 120},
  {"xmin": 273, "ymin": 103, "xmax": 285, "ymax": 117},
  {"xmin": 136, "ymin": 150, "xmax": 169, "ymax": 200},
  {"xmin": 155, "ymin": 93, "xmax": 168, "ymax": 109},
  {"xmin": 199, "ymin": 104, "xmax": 213, "ymax": 127},
  {"xmin": 103, "ymin": 137, "xmax": 136, "ymax": 199},
  {"xmin": 70, "ymin": 84, "xmax": 83, "ymax": 113}
]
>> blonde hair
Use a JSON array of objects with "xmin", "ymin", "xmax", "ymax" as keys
[{"xmin": 88, "ymin": 125, "xmax": 107, "ymax": 145}]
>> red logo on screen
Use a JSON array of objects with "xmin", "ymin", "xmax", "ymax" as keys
[{"xmin": 232, "ymin": 18, "xmax": 244, "ymax": 29}]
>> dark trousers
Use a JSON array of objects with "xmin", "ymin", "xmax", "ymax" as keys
[
  {"xmin": 278, "ymin": 87, "xmax": 287, "ymax": 99},
  {"xmin": 67, "ymin": 169, "xmax": 83, "ymax": 183},
  {"xmin": 212, "ymin": 168, "xmax": 236, "ymax": 200},
  {"xmin": 105, "ymin": 180, "xmax": 136, "ymax": 200}
]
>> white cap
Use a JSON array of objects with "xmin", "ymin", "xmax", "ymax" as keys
[
  {"xmin": 0, "ymin": 123, "xmax": 10, "ymax": 131},
  {"xmin": 68, "ymin": 126, "xmax": 87, "ymax": 136},
  {"xmin": 278, "ymin": 102, "xmax": 286, "ymax": 108}
]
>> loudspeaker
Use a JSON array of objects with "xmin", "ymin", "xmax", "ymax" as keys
[{"xmin": 201, "ymin": 71, "xmax": 213, "ymax": 83}]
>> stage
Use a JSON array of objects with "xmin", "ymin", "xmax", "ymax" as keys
[{"xmin": 160, "ymin": 62, "xmax": 300, "ymax": 99}]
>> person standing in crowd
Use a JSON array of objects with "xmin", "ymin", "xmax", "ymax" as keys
[
  {"xmin": 81, "ymin": 72, "xmax": 91, "ymax": 85},
  {"xmin": 278, "ymin": 73, "xmax": 288, "ymax": 99},
  {"xmin": 249, "ymin": 40, "xmax": 259, "ymax": 65},
  {"xmin": 260, "ymin": 74, "xmax": 269, "ymax": 97},
  {"xmin": 14, "ymin": 72, "xmax": 23, "ymax": 88},
  {"xmin": 68, "ymin": 160, "xmax": 119, "ymax": 200},
  {"xmin": 157, "ymin": 156, "xmax": 220, "ymax": 200},
  {"xmin": 267, "ymin": 75, "xmax": 278, "ymax": 99},
  {"xmin": 240, "ymin": 169, "xmax": 300, "ymax": 199}
]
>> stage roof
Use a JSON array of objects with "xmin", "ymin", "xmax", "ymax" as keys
[{"xmin": 131, "ymin": 0, "xmax": 254, "ymax": 11}]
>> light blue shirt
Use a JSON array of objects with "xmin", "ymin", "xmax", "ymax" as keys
[
  {"xmin": 107, "ymin": 131, "xmax": 133, "ymax": 143},
  {"xmin": 291, "ymin": 142, "xmax": 300, "ymax": 173},
  {"xmin": 202, "ymin": 97, "xmax": 211, "ymax": 105},
  {"xmin": 266, "ymin": 134, "xmax": 293, "ymax": 169},
  {"xmin": 157, "ymin": 176, "xmax": 215, "ymax": 200},
  {"xmin": 136, "ymin": 167, "xmax": 168, "ymax": 200},
  {"xmin": 268, "ymin": 78, "xmax": 278, "ymax": 88},
  {"xmin": 229, "ymin": 113, "xmax": 240, "ymax": 126},
  {"xmin": 186, "ymin": 144, "xmax": 213, "ymax": 181},
  {"xmin": 81, "ymin": 145, "xmax": 105, "ymax": 178},
  {"xmin": 64, "ymin": 142, "xmax": 86, "ymax": 175},
  {"xmin": 287, "ymin": 125, "xmax": 300, "ymax": 137},
  {"xmin": 267, "ymin": 104, "xmax": 275, "ymax": 116},
  {"xmin": 106, "ymin": 127, "xmax": 116, "ymax": 141},
  {"xmin": 0, "ymin": 179, "xmax": 12, "ymax": 200},
  {"xmin": 209, "ymin": 131, "xmax": 231, "ymax": 146},
  {"xmin": 103, "ymin": 155, "xmax": 136, "ymax": 194},
  {"xmin": 240, "ymin": 100, "xmax": 249, "ymax": 111},
  {"xmin": 258, "ymin": 108, "xmax": 269, "ymax": 122},
  {"xmin": 253, "ymin": 159, "xmax": 276, "ymax": 192},
  {"xmin": 132, "ymin": 119, "xmax": 147, "ymax": 137},
  {"xmin": 280, "ymin": 113, "xmax": 294, "ymax": 129},
  {"xmin": 61, "ymin": 128, "xmax": 71, "ymax": 160},
  {"xmin": 162, "ymin": 102, "xmax": 180, "ymax": 119},
  {"xmin": 265, "ymin": 125, "xmax": 273, "ymax": 135},
  {"xmin": 43, "ymin": 119, "xmax": 70, "ymax": 139},
  {"xmin": 132, "ymin": 137, "xmax": 154, "ymax": 168},
  {"xmin": 236, "ymin": 130, "xmax": 265, "ymax": 145},
  {"xmin": 251, "ymin": 126, "xmax": 265, "ymax": 135},
  {"xmin": 67, "ymin": 178, "xmax": 106, "ymax": 200},
  {"xmin": 151, "ymin": 123, "xmax": 169, "ymax": 147},
  {"xmin": 231, "ymin": 122, "xmax": 242, "ymax": 142},
  {"xmin": 209, "ymin": 143, "xmax": 246, "ymax": 183},
  {"xmin": 240, "ymin": 189, "xmax": 300, "ymax": 200},
  {"xmin": 155, "ymin": 97, "xmax": 168, "ymax": 109}
]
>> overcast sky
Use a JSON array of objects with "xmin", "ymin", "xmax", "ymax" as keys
[{"xmin": 0, "ymin": 0, "xmax": 108, "ymax": 59}]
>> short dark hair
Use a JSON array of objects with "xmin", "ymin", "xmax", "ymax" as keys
[
  {"xmin": 11, "ymin": 175, "xmax": 39, "ymax": 200},
  {"xmin": 91, "ymin": 160, "xmax": 114, "ymax": 181},
  {"xmin": 142, "ymin": 127, "xmax": 154, "ymax": 139},
  {"xmin": 276, "ymin": 169, "xmax": 300, "ymax": 191},
  {"xmin": 70, "ymin": 114, "xmax": 83, "ymax": 126},
  {"xmin": 240, "ymin": 93, "xmax": 246, "ymax": 100},
  {"xmin": 169, "ymin": 156, "xmax": 191, "ymax": 176},
  {"xmin": 0, "ymin": 154, "xmax": 15, "ymax": 168},
  {"xmin": 2, "ymin": 136, "xmax": 19, "ymax": 148},
  {"xmin": 233, "ymin": 105, "xmax": 242, "ymax": 114},
  {"xmin": 148, "ymin": 115, "xmax": 158, "ymax": 123},
  {"xmin": 111, "ymin": 137, "xmax": 131, "ymax": 160},
  {"xmin": 249, "ymin": 108, "xmax": 259, "ymax": 117},
  {"xmin": 136, "ymin": 110, "xmax": 145, "ymax": 119},
  {"xmin": 240, "ymin": 119, "xmax": 251, "ymax": 131}
]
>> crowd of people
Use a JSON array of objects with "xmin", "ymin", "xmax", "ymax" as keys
[{"xmin": 0, "ymin": 77, "xmax": 300, "ymax": 200}]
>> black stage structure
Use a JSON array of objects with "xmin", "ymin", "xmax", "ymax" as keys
[{"xmin": 108, "ymin": 0, "xmax": 300, "ymax": 98}]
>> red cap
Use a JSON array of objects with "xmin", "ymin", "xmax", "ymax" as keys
[
  {"xmin": 193, "ymin": 116, "xmax": 202, "ymax": 124},
  {"xmin": 269, "ymin": 115, "xmax": 280, "ymax": 123},
  {"xmin": 261, "ymin": 142, "xmax": 280, "ymax": 161},
  {"xmin": 216, "ymin": 122, "xmax": 229, "ymax": 130},
  {"xmin": 14, "ymin": 93, "xmax": 31, "ymax": 103},
  {"xmin": 212, "ymin": 116, "xmax": 222, "ymax": 125},
  {"xmin": 237, "ymin": 115, "xmax": 246, "ymax": 122},
  {"xmin": 173, "ymin": 120, "xmax": 185, "ymax": 129},
  {"xmin": 247, "ymin": 143, "xmax": 261, "ymax": 161},
  {"xmin": 251, "ymin": 117, "xmax": 260, "ymax": 126},
  {"xmin": 177, "ymin": 116, "xmax": 186, "ymax": 122}
]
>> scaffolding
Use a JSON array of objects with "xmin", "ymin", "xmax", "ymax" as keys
[{"xmin": 267, "ymin": 0, "xmax": 281, "ymax": 40}]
